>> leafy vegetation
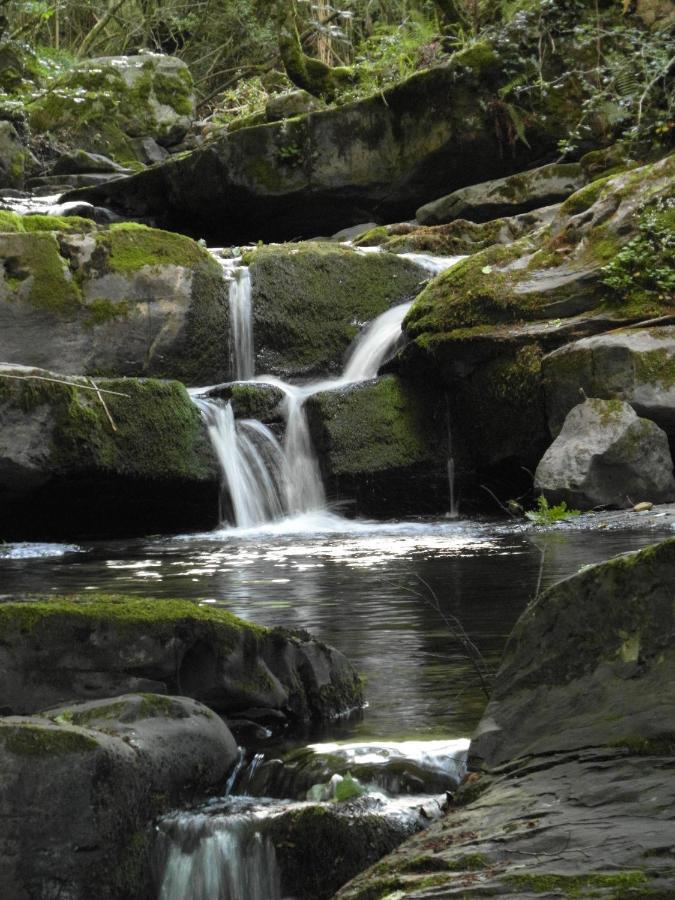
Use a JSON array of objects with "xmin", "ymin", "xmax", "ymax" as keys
[{"xmin": 526, "ymin": 495, "xmax": 581, "ymax": 525}]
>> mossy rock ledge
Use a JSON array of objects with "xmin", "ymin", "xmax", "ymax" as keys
[
  {"xmin": 0, "ymin": 220, "xmax": 231, "ymax": 385},
  {"xmin": 248, "ymin": 242, "xmax": 427, "ymax": 378},
  {"xmin": 305, "ymin": 375, "xmax": 449, "ymax": 516},
  {"xmin": 0, "ymin": 693, "xmax": 237, "ymax": 900},
  {"xmin": 396, "ymin": 155, "xmax": 675, "ymax": 496},
  {"xmin": 338, "ymin": 538, "xmax": 675, "ymax": 899},
  {"xmin": 0, "ymin": 365, "xmax": 220, "ymax": 539},
  {"xmin": 0, "ymin": 594, "xmax": 364, "ymax": 721}
]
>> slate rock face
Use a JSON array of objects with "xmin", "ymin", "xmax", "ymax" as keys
[{"xmin": 534, "ymin": 398, "xmax": 675, "ymax": 509}]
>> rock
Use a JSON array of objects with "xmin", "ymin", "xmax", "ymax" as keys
[
  {"xmin": 542, "ymin": 325, "xmax": 675, "ymax": 439},
  {"xmin": 0, "ymin": 120, "xmax": 26, "ymax": 189},
  {"xmin": 0, "ymin": 594, "xmax": 364, "ymax": 720},
  {"xmin": 331, "ymin": 222, "xmax": 379, "ymax": 242},
  {"xmin": 198, "ymin": 381, "xmax": 286, "ymax": 422},
  {"xmin": 416, "ymin": 162, "xmax": 586, "ymax": 225},
  {"xmin": 64, "ymin": 53, "xmax": 576, "ymax": 243},
  {"xmin": 265, "ymin": 89, "xmax": 325, "ymax": 121},
  {"xmin": 306, "ymin": 375, "xmax": 447, "ymax": 515},
  {"xmin": 249, "ymin": 242, "xmax": 427, "ymax": 378},
  {"xmin": 267, "ymin": 801, "xmax": 426, "ymax": 900},
  {"xmin": 633, "ymin": 500, "xmax": 654, "ymax": 511},
  {"xmin": 0, "ymin": 693, "xmax": 236, "ymax": 900},
  {"xmin": 0, "ymin": 221, "xmax": 230, "ymax": 384},
  {"xmin": 635, "ymin": 0, "xmax": 675, "ymax": 27},
  {"xmin": 27, "ymin": 172, "xmax": 130, "ymax": 189},
  {"xmin": 0, "ymin": 366, "xmax": 220, "ymax": 539},
  {"xmin": 397, "ymin": 156, "xmax": 675, "ymax": 502},
  {"xmin": 50, "ymin": 149, "xmax": 132, "ymax": 176},
  {"xmin": 534, "ymin": 398, "xmax": 675, "ymax": 509},
  {"xmin": 28, "ymin": 52, "xmax": 195, "ymax": 167},
  {"xmin": 339, "ymin": 538, "xmax": 675, "ymax": 898}
]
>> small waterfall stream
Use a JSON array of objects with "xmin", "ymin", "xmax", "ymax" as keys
[{"xmin": 195, "ymin": 252, "xmax": 467, "ymax": 530}]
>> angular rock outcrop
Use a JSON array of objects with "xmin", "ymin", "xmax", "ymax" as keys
[
  {"xmin": 416, "ymin": 162, "xmax": 586, "ymax": 225},
  {"xmin": 306, "ymin": 375, "xmax": 447, "ymax": 515},
  {"xmin": 248, "ymin": 242, "xmax": 427, "ymax": 378},
  {"xmin": 0, "ymin": 366, "xmax": 219, "ymax": 538},
  {"xmin": 339, "ymin": 538, "xmax": 675, "ymax": 898},
  {"xmin": 534, "ymin": 398, "xmax": 675, "ymax": 509},
  {"xmin": 0, "ymin": 694, "xmax": 237, "ymax": 900},
  {"xmin": 28, "ymin": 52, "xmax": 195, "ymax": 167},
  {"xmin": 542, "ymin": 325, "xmax": 675, "ymax": 438},
  {"xmin": 0, "ymin": 220, "xmax": 229, "ymax": 384},
  {"xmin": 0, "ymin": 594, "xmax": 364, "ymax": 721}
]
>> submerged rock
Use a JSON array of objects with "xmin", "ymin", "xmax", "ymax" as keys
[
  {"xmin": 534, "ymin": 398, "xmax": 675, "ymax": 509},
  {"xmin": 416, "ymin": 162, "xmax": 586, "ymax": 225},
  {"xmin": 306, "ymin": 375, "xmax": 447, "ymax": 515},
  {"xmin": 0, "ymin": 366, "xmax": 219, "ymax": 538},
  {"xmin": 542, "ymin": 325, "xmax": 675, "ymax": 439},
  {"xmin": 0, "ymin": 594, "xmax": 364, "ymax": 721},
  {"xmin": 339, "ymin": 538, "xmax": 675, "ymax": 898},
  {"xmin": 0, "ymin": 693, "xmax": 235, "ymax": 900},
  {"xmin": 0, "ymin": 220, "xmax": 230, "ymax": 383}
]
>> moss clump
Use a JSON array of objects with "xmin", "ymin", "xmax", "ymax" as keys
[
  {"xmin": 97, "ymin": 222, "xmax": 214, "ymax": 273},
  {"xmin": 0, "ymin": 723, "xmax": 98, "ymax": 756},
  {"xmin": 0, "ymin": 210, "xmax": 26, "ymax": 232},
  {"xmin": 1, "ymin": 231, "xmax": 82, "ymax": 313},
  {"xmin": 83, "ymin": 297, "xmax": 131, "ymax": 327},
  {"xmin": 0, "ymin": 594, "xmax": 266, "ymax": 648},
  {"xmin": 22, "ymin": 214, "xmax": 97, "ymax": 234},
  {"xmin": 633, "ymin": 348, "xmax": 675, "ymax": 389},
  {"xmin": 502, "ymin": 871, "xmax": 649, "ymax": 896},
  {"xmin": 560, "ymin": 175, "xmax": 614, "ymax": 216}
]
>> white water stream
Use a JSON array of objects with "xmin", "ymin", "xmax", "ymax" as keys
[{"xmin": 197, "ymin": 252, "xmax": 466, "ymax": 530}]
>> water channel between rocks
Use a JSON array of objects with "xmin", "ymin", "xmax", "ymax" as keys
[{"xmin": 1, "ymin": 247, "xmax": 672, "ymax": 899}]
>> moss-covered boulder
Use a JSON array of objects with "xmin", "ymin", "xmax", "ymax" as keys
[
  {"xmin": 67, "ymin": 54, "xmax": 573, "ymax": 243},
  {"xmin": 198, "ymin": 380, "xmax": 286, "ymax": 422},
  {"xmin": 0, "ymin": 120, "xmax": 28, "ymax": 189},
  {"xmin": 0, "ymin": 694, "xmax": 236, "ymax": 900},
  {"xmin": 249, "ymin": 243, "xmax": 427, "ymax": 377},
  {"xmin": 0, "ymin": 594, "xmax": 364, "ymax": 721},
  {"xmin": 534, "ymin": 398, "xmax": 675, "ymax": 509},
  {"xmin": 542, "ymin": 326, "xmax": 675, "ymax": 439},
  {"xmin": 395, "ymin": 155, "xmax": 675, "ymax": 500},
  {"xmin": 0, "ymin": 366, "xmax": 219, "ymax": 538},
  {"xmin": 26, "ymin": 52, "xmax": 194, "ymax": 167},
  {"xmin": 305, "ymin": 375, "xmax": 447, "ymax": 515},
  {"xmin": 339, "ymin": 538, "xmax": 675, "ymax": 899},
  {"xmin": 0, "ymin": 220, "xmax": 230, "ymax": 384},
  {"xmin": 416, "ymin": 162, "xmax": 586, "ymax": 226}
]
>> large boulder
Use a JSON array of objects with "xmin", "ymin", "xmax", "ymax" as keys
[
  {"xmin": 66, "ymin": 55, "xmax": 573, "ymax": 243},
  {"xmin": 534, "ymin": 398, "xmax": 675, "ymax": 509},
  {"xmin": 542, "ymin": 325, "xmax": 675, "ymax": 439},
  {"xmin": 0, "ymin": 594, "xmax": 364, "ymax": 721},
  {"xmin": 0, "ymin": 220, "xmax": 230, "ymax": 384},
  {"xmin": 305, "ymin": 375, "xmax": 447, "ymax": 515},
  {"xmin": 396, "ymin": 155, "xmax": 675, "ymax": 500},
  {"xmin": 415, "ymin": 162, "xmax": 586, "ymax": 225},
  {"xmin": 0, "ymin": 366, "xmax": 219, "ymax": 539},
  {"xmin": 0, "ymin": 694, "xmax": 236, "ymax": 900},
  {"xmin": 339, "ymin": 538, "xmax": 675, "ymax": 898},
  {"xmin": 248, "ymin": 243, "xmax": 427, "ymax": 377},
  {"xmin": 27, "ymin": 52, "xmax": 195, "ymax": 167}
]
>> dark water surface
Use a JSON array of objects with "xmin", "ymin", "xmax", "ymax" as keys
[{"xmin": 1, "ymin": 514, "xmax": 670, "ymax": 740}]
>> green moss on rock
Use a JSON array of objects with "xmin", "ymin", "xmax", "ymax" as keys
[
  {"xmin": 97, "ymin": 222, "xmax": 214, "ymax": 273},
  {"xmin": 0, "ymin": 723, "xmax": 98, "ymax": 756}
]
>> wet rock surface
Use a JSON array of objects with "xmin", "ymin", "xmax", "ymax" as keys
[
  {"xmin": 0, "ymin": 693, "xmax": 236, "ymax": 900},
  {"xmin": 338, "ymin": 538, "xmax": 675, "ymax": 898},
  {"xmin": 0, "ymin": 594, "xmax": 364, "ymax": 721}
]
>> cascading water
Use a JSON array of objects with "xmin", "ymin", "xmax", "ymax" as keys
[
  {"xmin": 155, "ymin": 802, "xmax": 282, "ymax": 900},
  {"xmin": 195, "ymin": 253, "xmax": 466, "ymax": 530}
]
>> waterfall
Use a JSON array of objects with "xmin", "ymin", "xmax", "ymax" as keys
[
  {"xmin": 197, "ymin": 253, "xmax": 467, "ymax": 529},
  {"xmin": 155, "ymin": 806, "xmax": 282, "ymax": 900}
]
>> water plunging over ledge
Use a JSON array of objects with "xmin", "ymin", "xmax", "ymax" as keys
[{"xmin": 195, "ymin": 253, "xmax": 467, "ymax": 530}]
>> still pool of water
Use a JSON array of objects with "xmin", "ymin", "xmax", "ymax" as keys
[{"xmin": 1, "ymin": 514, "xmax": 670, "ymax": 740}]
